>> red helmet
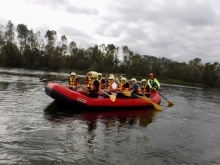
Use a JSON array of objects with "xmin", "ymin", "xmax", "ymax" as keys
[{"xmin": 149, "ymin": 73, "xmax": 154, "ymax": 77}]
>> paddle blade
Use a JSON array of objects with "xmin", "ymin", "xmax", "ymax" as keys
[
  {"xmin": 152, "ymin": 102, "xmax": 162, "ymax": 111},
  {"xmin": 121, "ymin": 91, "xmax": 131, "ymax": 97},
  {"xmin": 140, "ymin": 96, "xmax": 162, "ymax": 111},
  {"xmin": 140, "ymin": 96, "xmax": 151, "ymax": 103},
  {"xmin": 109, "ymin": 95, "xmax": 116, "ymax": 102},
  {"xmin": 168, "ymin": 100, "xmax": 174, "ymax": 106}
]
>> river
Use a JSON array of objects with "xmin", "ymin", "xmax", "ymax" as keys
[{"xmin": 0, "ymin": 67, "xmax": 220, "ymax": 165}]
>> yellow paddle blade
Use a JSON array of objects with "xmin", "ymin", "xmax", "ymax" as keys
[
  {"xmin": 140, "ymin": 96, "xmax": 151, "ymax": 103},
  {"xmin": 121, "ymin": 91, "xmax": 131, "ymax": 97},
  {"xmin": 168, "ymin": 100, "xmax": 174, "ymax": 106},
  {"xmin": 109, "ymin": 95, "xmax": 116, "ymax": 102},
  {"xmin": 140, "ymin": 96, "xmax": 162, "ymax": 111},
  {"xmin": 151, "ymin": 102, "xmax": 162, "ymax": 111}
]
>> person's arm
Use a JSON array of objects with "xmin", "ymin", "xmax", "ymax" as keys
[
  {"xmin": 155, "ymin": 79, "xmax": 161, "ymax": 91},
  {"xmin": 147, "ymin": 80, "xmax": 152, "ymax": 88},
  {"xmin": 84, "ymin": 72, "xmax": 90, "ymax": 81}
]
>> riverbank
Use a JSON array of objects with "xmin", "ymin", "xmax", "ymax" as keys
[
  {"xmin": 159, "ymin": 78, "xmax": 209, "ymax": 87},
  {"xmin": 0, "ymin": 67, "xmax": 211, "ymax": 88}
]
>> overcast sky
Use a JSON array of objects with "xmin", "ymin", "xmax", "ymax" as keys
[{"xmin": 0, "ymin": 0, "xmax": 220, "ymax": 63}]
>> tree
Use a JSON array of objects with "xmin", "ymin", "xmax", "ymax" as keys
[
  {"xmin": 61, "ymin": 35, "xmax": 68, "ymax": 55},
  {"xmin": 45, "ymin": 30, "xmax": 57, "ymax": 46},
  {"xmin": 4, "ymin": 20, "xmax": 15, "ymax": 43},
  {"xmin": 17, "ymin": 24, "xmax": 29, "ymax": 48},
  {"xmin": 202, "ymin": 62, "xmax": 220, "ymax": 86}
]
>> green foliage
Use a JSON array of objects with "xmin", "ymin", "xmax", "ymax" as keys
[{"xmin": 0, "ymin": 20, "xmax": 219, "ymax": 87}]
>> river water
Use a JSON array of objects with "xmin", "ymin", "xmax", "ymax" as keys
[{"xmin": 0, "ymin": 67, "xmax": 220, "ymax": 165}]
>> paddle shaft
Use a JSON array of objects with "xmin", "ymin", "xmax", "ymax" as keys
[
  {"xmin": 157, "ymin": 92, "xmax": 169, "ymax": 101},
  {"xmin": 100, "ymin": 89, "xmax": 110, "ymax": 96}
]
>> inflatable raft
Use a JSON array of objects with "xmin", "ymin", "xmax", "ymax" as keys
[{"xmin": 45, "ymin": 83, "xmax": 161, "ymax": 108}]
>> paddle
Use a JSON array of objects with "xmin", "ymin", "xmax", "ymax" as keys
[
  {"xmin": 100, "ymin": 89, "xmax": 116, "ymax": 102},
  {"xmin": 77, "ymin": 81, "xmax": 116, "ymax": 102},
  {"xmin": 120, "ymin": 91, "xmax": 162, "ymax": 111},
  {"xmin": 156, "ymin": 91, "xmax": 174, "ymax": 106}
]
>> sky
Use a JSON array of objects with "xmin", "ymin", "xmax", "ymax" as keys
[{"xmin": 0, "ymin": 0, "xmax": 220, "ymax": 64}]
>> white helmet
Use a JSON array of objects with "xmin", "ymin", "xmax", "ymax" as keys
[
  {"xmin": 141, "ymin": 79, "xmax": 147, "ymax": 82},
  {"xmin": 131, "ymin": 78, "xmax": 137, "ymax": 83},
  {"xmin": 121, "ymin": 77, "xmax": 127, "ymax": 82},
  {"xmin": 108, "ymin": 75, "xmax": 115, "ymax": 81},
  {"xmin": 71, "ymin": 72, "xmax": 76, "ymax": 76}
]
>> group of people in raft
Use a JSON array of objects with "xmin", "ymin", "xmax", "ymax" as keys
[{"xmin": 66, "ymin": 71, "xmax": 160, "ymax": 98}]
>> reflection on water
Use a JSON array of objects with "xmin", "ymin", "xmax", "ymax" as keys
[
  {"xmin": 1, "ymin": 67, "xmax": 220, "ymax": 165},
  {"xmin": 44, "ymin": 101, "xmax": 158, "ymax": 130}
]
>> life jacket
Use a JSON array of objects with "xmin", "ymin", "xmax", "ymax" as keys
[
  {"xmin": 85, "ymin": 77, "xmax": 93, "ymax": 87},
  {"xmin": 108, "ymin": 82, "xmax": 118, "ymax": 93},
  {"xmin": 141, "ymin": 84, "xmax": 149, "ymax": 93},
  {"xmin": 121, "ymin": 82, "xmax": 130, "ymax": 91},
  {"xmin": 148, "ymin": 78, "xmax": 160, "ymax": 90},
  {"xmin": 69, "ymin": 77, "xmax": 77, "ymax": 86},
  {"xmin": 117, "ymin": 81, "xmax": 122, "ymax": 89},
  {"xmin": 131, "ymin": 83, "xmax": 140, "ymax": 94}
]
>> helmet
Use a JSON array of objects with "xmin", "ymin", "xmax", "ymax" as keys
[
  {"xmin": 121, "ymin": 77, "xmax": 127, "ymax": 82},
  {"xmin": 109, "ymin": 74, "xmax": 114, "ymax": 77},
  {"xmin": 71, "ymin": 72, "xmax": 76, "ymax": 76},
  {"xmin": 90, "ymin": 71, "xmax": 98, "ymax": 79},
  {"xmin": 108, "ymin": 75, "xmax": 115, "ymax": 81},
  {"xmin": 131, "ymin": 78, "xmax": 137, "ymax": 83},
  {"xmin": 121, "ymin": 77, "xmax": 126, "ymax": 81},
  {"xmin": 98, "ymin": 73, "xmax": 102, "ymax": 76},
  {"xmin": 149, "ymin": 73, "xmax": 154, "ymax": 77},
  {"xmin": 142, "ymin": 79, "xmax": 147, "ymax": 82}
]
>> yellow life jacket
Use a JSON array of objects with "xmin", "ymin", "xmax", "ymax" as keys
[
  {"xmin": 86, "ymin": 77, "xmax": 93, "ymax": 87},
  {"xmin": 69, "ymin": 77, "xmax": 77, "ymax": 86},
  {"xmin": 117, "ymin": 81, "xmax": 122, "ymax": 88}
]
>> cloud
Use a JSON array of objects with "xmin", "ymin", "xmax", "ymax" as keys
[
  {"xmin": 58, "ymin": 26, "xmax": 96, "ymax": 48},
  {"xmin": 1, "ymin": 0, "xmax": 220, "ymax": 63},
  {"xmin": 88, "ymin": 0, "xmax": 220, "ymax": 63},
  {"xmin": 27, "ymin": 0, "xmax": 98, "ymax": 15}
]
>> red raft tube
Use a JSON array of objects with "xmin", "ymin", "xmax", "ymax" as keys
[{"xmin": 45, "ymin": 83, "xmax": 161, "ymax": 108}]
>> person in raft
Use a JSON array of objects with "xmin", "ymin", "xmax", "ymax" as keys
[
  {"xmin": 97, "ymin": 73, "xmax": 106, "ymax": 89},
  {"xmin": 67, "ymin": 72, "xmax": 79, "ymax": 91},
  {"xmin": 116, "ymin": 75, "xmax": 123, "ymax": 89},
  {"xmin": 130, "ymin": 78, "xmax": 141, "ymax": 95},
  {"xmin": 147, "ymin": 73, "xmax": 161, "ymax": 92},
  {"xmin": 84, "ymin": 71, "xmax": 94, "ymax": 88},
  {"xmin": 81, "ymin": 71, "xmax": 100, "ymax": 98},
  {"xmin": 103, "ymin": 75, "xmax": 118, "ymax": 96},
  {"xmin": 116, "ymin": 77, "xmax": 130, "ymax": 98},
  {"xmin": 140, "ymin": 79, "xmax": 151, "ymax": 97}
]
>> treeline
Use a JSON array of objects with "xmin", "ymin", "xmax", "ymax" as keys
[{"xmin": 0, "ymin": 20, "xmax": 220, "ymax": 87}]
